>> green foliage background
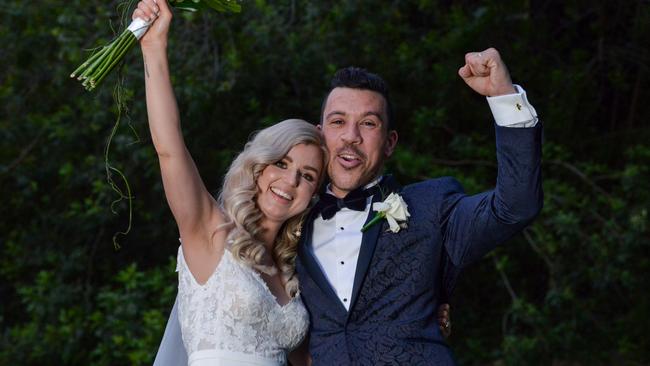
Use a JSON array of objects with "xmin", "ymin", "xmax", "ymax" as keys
[{"xmin": 1, "ymin": 0, "xmax": 648, "ymax": 364}]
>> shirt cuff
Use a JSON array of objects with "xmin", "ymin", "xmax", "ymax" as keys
[{"xmin": 487, "ymin": 84, "xmax": 539, "ymax": 128}]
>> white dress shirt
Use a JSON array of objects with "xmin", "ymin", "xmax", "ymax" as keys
[{"xmin": 311, "ymin": 85, "xmax": 538, "ymax": 311}]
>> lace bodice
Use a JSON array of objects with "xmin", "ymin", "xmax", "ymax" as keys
[{"xmin": 176, "ymin": 246, "xmax": 309, "ymax": 364}]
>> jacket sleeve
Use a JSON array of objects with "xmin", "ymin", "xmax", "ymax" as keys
[{"xmin": 438, "ymin": 123, "xmax": 543, "ymax": 268}]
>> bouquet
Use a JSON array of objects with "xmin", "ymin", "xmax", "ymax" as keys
[{"xmin": 70, "ymin": 0, "xmax": 241, "ymax": 91}]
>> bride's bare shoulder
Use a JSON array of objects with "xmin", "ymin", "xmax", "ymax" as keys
[{"xmin": 178, "ymin": 206, "xmax": 231, "ymax": 284}]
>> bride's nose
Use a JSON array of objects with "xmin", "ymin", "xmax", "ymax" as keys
[{"xmin": 282, "ymin": 168, "xmax": 301, "ymax": 187}]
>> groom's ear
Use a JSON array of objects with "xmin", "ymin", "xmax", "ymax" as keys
[{"xmin": 384, "ymin": 130, "xmax": 398, "ymax": 158}]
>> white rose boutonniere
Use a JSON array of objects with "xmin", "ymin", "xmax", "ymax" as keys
[{"xmin": 361, "ymin": 192, "xmax": 411, "ymax": 233}]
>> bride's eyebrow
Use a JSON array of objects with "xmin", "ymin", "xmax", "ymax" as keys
[{"xmin": 303, "ymin": 165, "xmax": 319, "ymax": 174}]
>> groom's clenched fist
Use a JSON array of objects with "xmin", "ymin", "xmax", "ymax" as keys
[{"xmin": 458, "ymin": 48, "xmax": 516, "ymax": 97}]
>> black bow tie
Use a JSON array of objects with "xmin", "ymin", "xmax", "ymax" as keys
[{"xmin": 314, "ymin": 185, "xmax": 381, "ymax": 220}]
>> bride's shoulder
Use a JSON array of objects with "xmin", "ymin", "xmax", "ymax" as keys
[
  {"xmin": 178, "ymin": 209, "xmax": 231, "ymax": 285},
  {"xmin": 180, "ymin": 205, "xmax": 229, "ymax": 248}
]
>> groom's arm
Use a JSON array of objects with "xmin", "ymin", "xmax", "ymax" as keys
[
  {"xmin": 439, "ymin": 123, "xmax": 542, "ymax": 267},
  {"xmin": 439, "ymin": 48, "xmax": 543, "ymax": 267}
]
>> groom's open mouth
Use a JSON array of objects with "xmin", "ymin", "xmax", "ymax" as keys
[{"xmin": 336, "ymin": 151, "xmax": 363, "ymax": 169}]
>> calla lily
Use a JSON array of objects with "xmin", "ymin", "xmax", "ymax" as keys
[{"xmin": 362, "ymin": 193, "xmax": 411, "ymax": 233}]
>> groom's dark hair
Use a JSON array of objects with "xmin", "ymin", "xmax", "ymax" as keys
[{"xmin": 320, "ymin": 67, "xmax": 395, "ymax": 131}]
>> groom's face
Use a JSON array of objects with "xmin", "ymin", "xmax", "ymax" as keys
[{"xmin": 320, "ymin": 87, "xmax": 398, "ymax": 198}]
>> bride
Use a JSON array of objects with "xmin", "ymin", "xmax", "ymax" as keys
[{"xmin": 133, "ymin": 1, "xmax": 326, "ymax": 365}]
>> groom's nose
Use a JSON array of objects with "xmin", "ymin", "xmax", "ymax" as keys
[{"xmin": 340, "ymin": 122, "xmax": 362, "ymax": 145}]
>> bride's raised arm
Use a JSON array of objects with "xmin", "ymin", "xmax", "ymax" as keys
[{"xmin": 135, "ymin": 1, "xmax": 224, "ymax": 270}]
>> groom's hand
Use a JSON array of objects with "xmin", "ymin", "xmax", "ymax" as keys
[
  {"xmin": 458, "ymin": 48, "xmax": 516, "ymax": 97},
  {"xmin": 437, "ymin": 303, "xmax": 452, "ymax": 338}
]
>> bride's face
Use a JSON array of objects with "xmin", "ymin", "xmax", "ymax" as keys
[{"xmin": 256, "ymin": 143, "xmax": 323, "ymax": 224}]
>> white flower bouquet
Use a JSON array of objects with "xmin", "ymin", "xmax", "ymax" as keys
[{"xmin": 70, "ymin": 0, "xmax": 241, "ymax": 91}]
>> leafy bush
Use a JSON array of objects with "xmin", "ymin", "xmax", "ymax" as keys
[{"xmin": 1, "ymin": 1, "xmax": 648, "ymax": 365}]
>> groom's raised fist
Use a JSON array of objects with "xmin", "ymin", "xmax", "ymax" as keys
[{"xmin": 458, "ymin": 47, "xmax": 516, "ymax": 97}]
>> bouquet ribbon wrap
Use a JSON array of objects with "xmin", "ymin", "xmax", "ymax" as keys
[{"xmin": 126, "ymin": 18, "xmax": 151, "ymax": 40}]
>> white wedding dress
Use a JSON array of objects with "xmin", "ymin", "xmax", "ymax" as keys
[{"xmin": 173, "ymin": 246, "xmax": 309, "ymax": 366}]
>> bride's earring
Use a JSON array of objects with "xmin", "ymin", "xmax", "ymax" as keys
[{"xmin": 310, "ymin": 195, "xmax": 319, "ymax": 205}]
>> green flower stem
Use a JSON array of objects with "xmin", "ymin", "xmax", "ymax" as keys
[
  {"xmin": 78, "ymin": 46, "xmax": 108, "ymax": 80},
  {"xmin": 361, "ymin": 212, "xmax": 385, "ymax": 232},
  {"xmin": 90, "ymin": 31, "xmax": 136, "ymax": 90},
  {"xmin": 70, "ymin": 46, "xmax": 105, "ymax": 78},
  {"xmin": 80, "ymin": 47, "xmax": 110, "ymax": 86},
  {"xmin": 72, "ymin": 28, "xmax": 135, "ymax": 90},
  {"xmin": 82, "ymin": 43, "xmax": 114, "ymax": 77},
  {"xmin": 91, "ymin": 33, "xmax": 128, "ymax": 83}
]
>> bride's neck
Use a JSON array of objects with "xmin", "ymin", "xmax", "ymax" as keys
[{"xmin": 258, "ymin": 219, "xmax": 281, "ymax": 252}]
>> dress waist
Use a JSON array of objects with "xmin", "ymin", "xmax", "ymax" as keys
[{"xmin": 188, "ymin": 349, "xmax": 283, "ymax": 366}]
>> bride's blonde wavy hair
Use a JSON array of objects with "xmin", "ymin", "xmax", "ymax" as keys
[{"xmin": 217, "ymin": 119, "xmax": 327, "ymax": 297}]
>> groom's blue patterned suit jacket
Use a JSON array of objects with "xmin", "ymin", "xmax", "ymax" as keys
[{"xmin": 296, "ymin": 124, "xmax": 543, "ymax": 365}]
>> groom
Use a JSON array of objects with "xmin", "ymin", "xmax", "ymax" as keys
[{"xmin": 295, "ymin": 47, "xmax": 542, "ymax": 365}]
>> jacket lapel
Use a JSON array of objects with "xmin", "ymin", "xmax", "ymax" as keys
[
  {"xmin": 347, "ymin": 176, "xmax": 402, "ymax": 316},
  {"xmin": 297, "ymin": 209, "xmax": 343, "ymax": 308}
]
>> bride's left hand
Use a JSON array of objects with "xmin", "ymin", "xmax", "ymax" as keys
[{"xmin": 438, "ymin": 303, "xmax": 452, "ymax": 338}]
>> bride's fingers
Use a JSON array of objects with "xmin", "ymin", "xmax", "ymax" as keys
[
  {"xmin": 143, "ymin": 0, "xmax": 160, "ymax": 15},
  {"xmin": 132, "ymin": 8, "xmax": 146, "ymax": 21},
  {"xmin": 151, "ymin": 0, "xmax": 173, "ymax": 22},
  {"xmin": 136, "ymin": 0, "xmax": 158, "ymax": 22}
]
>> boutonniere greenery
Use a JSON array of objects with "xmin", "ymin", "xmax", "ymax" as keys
[{"xmin": 361, "ymin": 192, "xmax": 411, "ymax": 233}]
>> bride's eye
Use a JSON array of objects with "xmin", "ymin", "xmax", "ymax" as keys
[
  {"xmin": 274, "ymin": 160, "xmax": 288, "ymax": 169},
  {"xmin": 302, "ymin": 172, "xmax": 315, "ymax": 182}
]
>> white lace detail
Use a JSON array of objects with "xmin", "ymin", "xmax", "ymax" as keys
[{"xmin": 176, "ymin": 246, "xmax": 309, "ymax": 364}]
